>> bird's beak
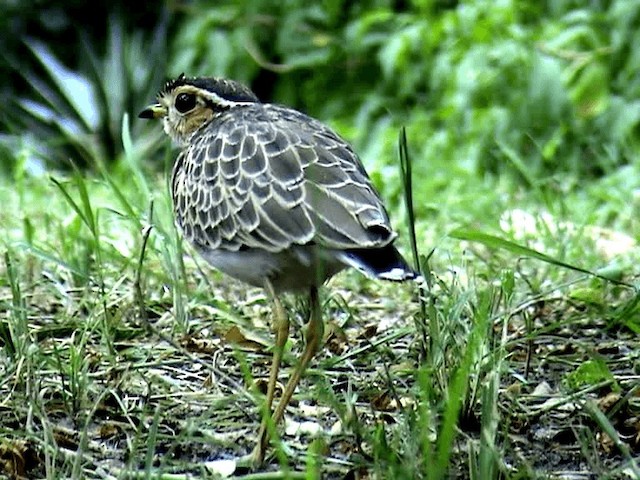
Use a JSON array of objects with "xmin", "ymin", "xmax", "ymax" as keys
[{"xmin": 138, "ymin": 104, "xmax": 167, "ymax": 119}]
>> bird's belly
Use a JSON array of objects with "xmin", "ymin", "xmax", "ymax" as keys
[{"xmin": 193, "ymin": 244, "xmax": 347, "ymax": 292}]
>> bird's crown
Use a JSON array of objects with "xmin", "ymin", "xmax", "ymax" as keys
[
  {"xmin": 160, "ymin": 74, "xmax": 259, "ymax": 103},
  {"xmin": 139, "ymin": 74, "xmax": 259, "ymax": 146}
]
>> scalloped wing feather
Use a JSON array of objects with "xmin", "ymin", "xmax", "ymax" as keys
[{"xmin": 171, "ymin": 104, "xmax": 396, "ymax": 254}]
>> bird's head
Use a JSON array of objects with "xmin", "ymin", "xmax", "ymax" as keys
[{"xmin": 138, "ymin": 74, "xmax": 259, "ymax": 146}]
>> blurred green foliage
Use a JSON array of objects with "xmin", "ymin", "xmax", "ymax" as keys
[
  {"xmin": 2, "ymin": 0, "xmax": 640, "ymax": 193},
  {"xmin": 0, "ymin": 2, "xmax": 168, "ymax": 171},
  {"xmin": 172, "ymin": 1, "xmax": 639, "ymax": 176}
]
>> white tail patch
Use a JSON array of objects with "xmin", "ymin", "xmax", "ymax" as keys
[
  {"xmin": 337, "ymin": 252, "xmax": 420, "ymax": 283},
  {"xmin": 378, "ymin": 267, "xmax": 416, "ymax": 282}
]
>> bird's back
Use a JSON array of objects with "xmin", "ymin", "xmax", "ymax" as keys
[{"xmin": 171, "ymin": 103, "xmax": 416, "ymax": 289}]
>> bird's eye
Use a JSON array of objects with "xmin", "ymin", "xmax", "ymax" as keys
[{"xmin": 175, "ymin": 93, "xmax": 196, "ymax": 113}]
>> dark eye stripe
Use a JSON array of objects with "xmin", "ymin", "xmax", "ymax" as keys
[{"xmin": 204, "ymin": 98, "xmax": 233, "ymax": 113}]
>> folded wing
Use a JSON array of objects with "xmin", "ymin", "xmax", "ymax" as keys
[{"xmin": 171, "ymin": 105, "xmax": 397, "ymax": 255}]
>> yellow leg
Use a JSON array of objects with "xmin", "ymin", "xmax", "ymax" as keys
[
  {"xmin": 250, "ymin": 279, "xmax": 290, "ymax": 464},
  {"xmin": 250, "ymin": 286, "xmax": 323, "ymax": 464},
  {"xmin": 272, "ymin": 286, "xmax": 323, "ymax": 424}
]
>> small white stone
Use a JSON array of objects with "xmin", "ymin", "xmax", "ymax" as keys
[
  {"xmin": 204, "ymin": 459, "xmax": 237, "ymax": 477},
  {"xmin": 285, "ymin": 418, "xmax": 323, "ymax": 436}
]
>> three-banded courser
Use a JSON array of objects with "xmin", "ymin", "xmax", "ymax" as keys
[{"xmin": 139, "ymin": 74, "xmax": 417, "ymax": 464}]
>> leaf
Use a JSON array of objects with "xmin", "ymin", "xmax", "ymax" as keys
[
  {"xmin": 223, "ymin": 326, "xmax": 270, "ymax": 351},
  {"xmin": 564, "ymin": 358, "xmax": 616, "ymax": 391},
  {"xmin": 568, "ymin": 286, "xmax": 604, "ymax": 305},
  {"xmin": 25, "ymin": 40, "xmax": 100, "ymax": 130},
  {"xmin": 450, "ymin": 229, "xmax": 634, "ymax": 287},
  {"xmin": 570, "ymin": 63, "xmax": 609, "ymax": 118}
]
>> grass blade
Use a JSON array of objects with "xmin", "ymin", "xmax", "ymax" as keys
[
  {"xmin": 398, "ymin": 126, "xmax": 430, "ymax": 360},
  {"xmin": 450, "ymin": 228, "xmax": 635, "ymax": 288},
  {"xmin": 398, "ymin": 126, "xmax": 420, "ymax": 273}
]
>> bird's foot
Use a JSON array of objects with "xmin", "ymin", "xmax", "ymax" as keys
[{"xmin": 237, "ymin": 439, "xmax": 268, "ymax": 470}]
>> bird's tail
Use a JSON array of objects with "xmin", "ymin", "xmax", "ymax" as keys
[{"xmin": 340, "ymin": 244, "xmax": 421, "ymax": 282}]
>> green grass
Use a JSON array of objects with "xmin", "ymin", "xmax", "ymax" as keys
[
  {"xmin": 3, "ymin": 1, "xmax": 640, "ymax": 477},
  {"xmin": 2, "ymin": 114, "xmax": 640, "ymax": 479}
]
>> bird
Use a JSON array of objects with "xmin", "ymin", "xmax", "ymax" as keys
[{"xmin": 139, "ymin": 74, "xmax": 418, "ymax": 464}]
